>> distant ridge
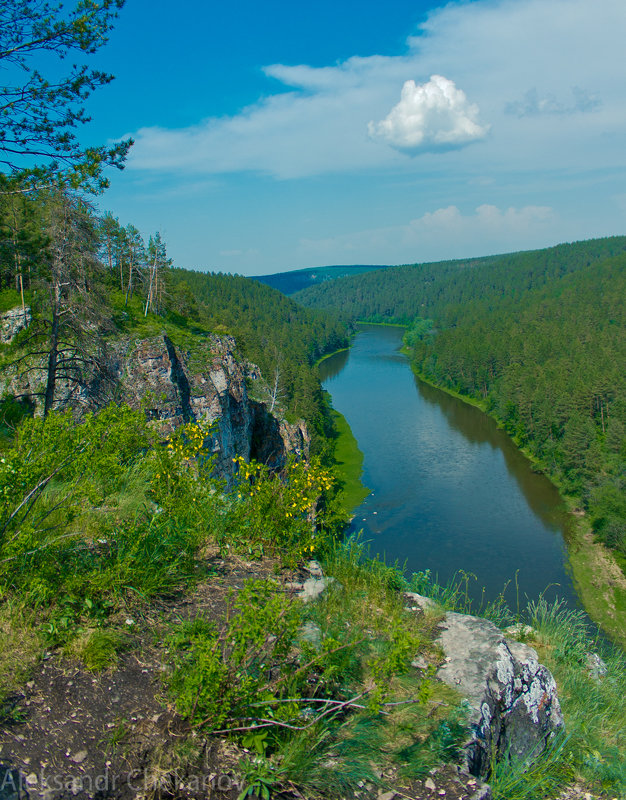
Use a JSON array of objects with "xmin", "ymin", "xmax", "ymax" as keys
[{"xmin": 251, "ymin": 264, "xmax": 391, "ymax": 295}]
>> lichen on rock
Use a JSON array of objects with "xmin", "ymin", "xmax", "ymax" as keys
[
  {"xmin": 435, "ymin": 611, "xmax": 563, "ymax": 778},
  {"xmin": 0, "ymin": 305, "xmax": 31, "ymax": 344}
]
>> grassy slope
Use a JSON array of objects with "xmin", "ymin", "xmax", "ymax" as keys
[{"xmin": 330, "ymin": 409, "xmax": 369, "ymax": 516}]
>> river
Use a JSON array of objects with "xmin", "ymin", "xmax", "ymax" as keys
[{"xmin": 320, "ymin": 324, "xmax": 582, "ymax": 612}]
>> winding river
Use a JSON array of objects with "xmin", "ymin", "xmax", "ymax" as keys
[{"xmin": 320, "ymin": 324, "xmax": 582, "ymax": 612}]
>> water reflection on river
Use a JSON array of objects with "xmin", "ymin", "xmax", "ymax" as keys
[{"xmin": 320, "ymin": 324, "xmax": 581, "ymax": 611}]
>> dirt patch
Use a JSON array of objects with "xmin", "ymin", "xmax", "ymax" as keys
[
  {"xmin": 0, "ymin": 554, "xmax": 303, "ymax": 800},
  {"xmin": 383, "ymin": 764, "xmax": 492, "ymax": 800}
]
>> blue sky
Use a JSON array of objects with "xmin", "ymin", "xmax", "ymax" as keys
[{"xmin": 86, "ymin": 0, "xmax": 626, "ymax": 275}]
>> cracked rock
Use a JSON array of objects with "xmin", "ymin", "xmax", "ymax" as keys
[{"xmin": 436, "ymin": 612, "xmax": 563, "ymax": 778}]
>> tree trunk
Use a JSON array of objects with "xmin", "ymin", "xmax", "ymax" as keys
[
  {"xmin": 44, "ymin": 285, "xmax": 60, "ymax": 417},
  {"xmin": 125, "ymin": 258, "xmax": 134, "ymax": 307}
]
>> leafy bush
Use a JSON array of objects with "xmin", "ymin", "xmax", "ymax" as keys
[{"xmin": 167, "ymin": 579, "xmax": 302, "ymax": 731}]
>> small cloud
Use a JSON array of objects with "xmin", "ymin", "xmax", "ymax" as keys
[
  {"xmin": 299, "ymin": 203, "xmax": 555, "ymax": 263},
  {"xmin": 505, "ymin": 86, "xmax": 601, "ymax": 117},
  {"xmin": 368, "ymin": 75, "xmax": 490, "ymax": 153},
  {"xmin": 409, "ymin": 203, "xmax": 554, "ymax": 233}
]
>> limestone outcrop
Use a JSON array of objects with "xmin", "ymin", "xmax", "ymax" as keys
[
  {"xmin": 0, "ymin": 328, "xmax": 309, "ymax": 481},
  {"xmin": 105, "ymin": 333, "xmax": 309, "ymax": 481},
  {"xmin": 0, "ymin": 305, "xmax": 31, "ymax": 344}
]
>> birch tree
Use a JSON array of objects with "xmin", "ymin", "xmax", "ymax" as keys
[{"xmin": 144, "ymin": 232, "xmax": 169, "ymax": 316}]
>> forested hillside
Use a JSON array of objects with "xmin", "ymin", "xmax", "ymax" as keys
[
  {"xmin": 295, "ymin": 238, "xmax": 626, "ymax": 563},
  {"xmin": 253, "ymin": 264, "xmax": 390, "ymax": 295},
  {"xmin": 170, "ymin": 269, "xmax": 348, "ymax": 433},
  {"xmin": 0, "ymin": 190, "xmax": 348, "ymax": 450},
  {"xmin": 295, "ymin": 237, "xmax": 626, "ymax": 324}
]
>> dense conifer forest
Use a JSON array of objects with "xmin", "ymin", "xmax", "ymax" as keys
[
  {"xmin": 253, "ymin": 264, "xmax": 390, "ymax": 295},
  {"xmin": 169, "ymin": 268, "xmax": 348, "ymax": 439},
  {"xmin": 296, "ymin": 238, "xmax": 626, "ymax": 562}
]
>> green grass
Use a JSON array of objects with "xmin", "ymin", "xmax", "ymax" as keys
[
  {"xmin": 107, "ymin": 290, "xmax": 214, "ymax": 344},
  {"xmin": 329, "ymin": 409, "xmax": 369, "ymax": 515},
  {"xmin": 0, "ymin": 603, "xmax": 40, "ymax": 703},
  {"xmin": 488, "ymin": 735, "xmax": 572, "ymax": 800},
  {"xmin": 0, "ymin": 289, "xmax": 26, "ymax": 314},
  {"xmin": 526, "ymin": 598, "xmax": 626, "ymax": 797},
  {"xmin": 566, "ymin": 522, "xmax": 626, "ymax": 650},
  {"xmin": 67, "ymin": 628, "xmax": 131, "ymax": 671}
]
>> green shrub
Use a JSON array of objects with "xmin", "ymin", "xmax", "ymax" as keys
[{"xmin": 167, "ymin": 580, "xmax": 302, "ymax": 731}]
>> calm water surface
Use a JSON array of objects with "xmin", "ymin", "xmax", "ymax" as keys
[{"xmin": 320, "ymin": 324, "xmax": 581, "ymax": 611}]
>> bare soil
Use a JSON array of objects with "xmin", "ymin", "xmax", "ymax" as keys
[{"xmin": 0, "ymin": 553, "xmax": 295, "ymax": 800}]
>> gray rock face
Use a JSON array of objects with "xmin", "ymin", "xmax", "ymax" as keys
[
  {"xmin": 404, "ymin": 591, "xmax": 436, "ymax": 613},
  {"xmin": 436, "ymin": 612, "xmax": 563, "ymax": 778},
  {"xmin": 0, "ymin": 329, "xmax": 309, "ymax": 481},
  {"xmin": 0, "ymin": 305, "xmax": 31, "ymax": 344},
  {"xmin": 585, "ymin": 651, "xmax": 607, "ymax": 680},
  {"xmin": 288, "ymin": 560, "xmax": 334, "ymax": 603},
  {"xmin": 111, "ymin": 334, "xmax": 309, "ymax": 481}
]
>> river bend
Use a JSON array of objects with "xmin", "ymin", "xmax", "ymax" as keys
[{"xmin": 320, "ymin": 324, "xmax": 581, "ymax": 611}]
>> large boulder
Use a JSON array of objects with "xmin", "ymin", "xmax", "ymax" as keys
[{"xmin": 435, "ymin": 611, "xmax": 563, "ymax": 778}]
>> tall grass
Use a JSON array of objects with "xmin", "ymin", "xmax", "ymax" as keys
[
  {"xmin": 488, "ymin": 735, "xmax": 572, "ymax": 800},
  {"xmin": 525, "ymin": 597, "xmax": 626, "ymax": 796},
  {"xmin": 406, "ymin": 567, "xmax": 515, "ymax": 628}
]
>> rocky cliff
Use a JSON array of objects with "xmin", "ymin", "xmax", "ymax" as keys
[
  {"xmin": 0, "ymin": 305, "xmax": 309, "ymax": 481},
  {"xmin": 106, "ymin": 333, "xmax": 309, "ymax": 481},
  {"xmin": 0, "ymin": 305, "xmax": 31, "ymax": 344}
]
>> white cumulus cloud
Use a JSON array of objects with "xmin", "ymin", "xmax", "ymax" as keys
[
  {"xmin": 368, "ymin": 75, "xmax": 490, "ymax": 153},
  {"xmin": 123, "ymin": 0, "xmax": 626, "ymax": 182}
]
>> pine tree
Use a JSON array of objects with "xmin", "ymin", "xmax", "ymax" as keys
[
  {"xmin": 0, "ymin": 0, "xmax": 132, "ymax": 190},
  {"xmin": 12, "ymin": 188, "xmax": 105, "ymax": 415}
]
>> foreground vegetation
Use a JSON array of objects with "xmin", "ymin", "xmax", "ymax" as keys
[
  {"xmin": 0, "ymin": 406, "xmax": 463, "ymax": 796},
  {"xmin": 0, "ymin": 402, "xmax": 624, "ymax": 798}
]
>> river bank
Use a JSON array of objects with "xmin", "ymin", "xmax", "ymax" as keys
[
  {"xmin": 404, "ymin": 352, "xmax": 626, "ymax": 648},
  {"xmin": 328, "ymin": 407, "xmax": 370, "ymax": 515},
  {"xmin": 320, "ymin": 324, "xmax": 585, "ymax": 616},
  {"xmin": 315, "ymin": 346, "xmax": 350, "ymax": 367}
]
